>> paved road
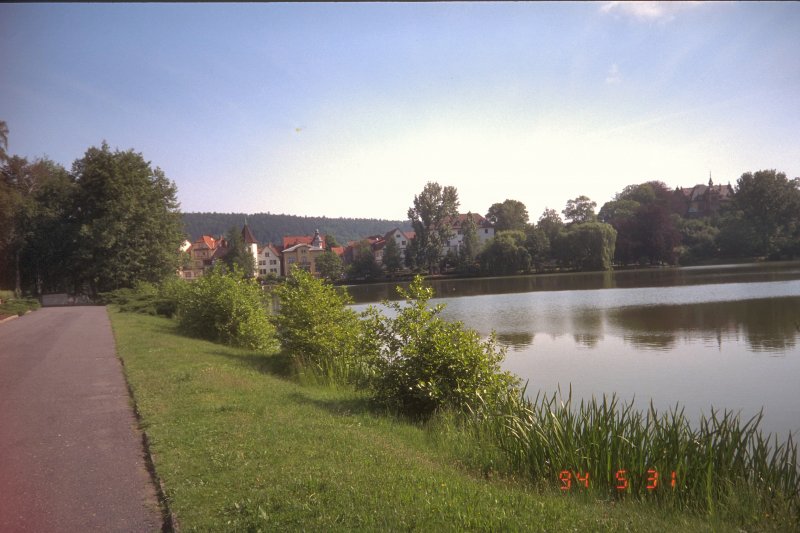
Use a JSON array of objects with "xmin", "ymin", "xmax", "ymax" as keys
[{"xmin": 0, "ymin": 307, "xmax": 162, "ymax": 532}]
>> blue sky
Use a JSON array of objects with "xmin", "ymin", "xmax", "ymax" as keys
[{"xmin": 2, "ymin": 2, "xmax": 799, "ymax": 220}]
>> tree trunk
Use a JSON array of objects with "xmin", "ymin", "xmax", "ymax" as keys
[{"xmin": 14, "ymin": 248, "xmax": 21, "ymax": 298}]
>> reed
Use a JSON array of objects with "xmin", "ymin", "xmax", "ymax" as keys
[{"xmin": 461, "ymin": 385, "xmax": 799, "ymax": 519}]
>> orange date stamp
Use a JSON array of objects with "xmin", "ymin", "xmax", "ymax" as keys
[{"xmin": 558, "ymin": 469, "xmax": 677, "ymax": 491}]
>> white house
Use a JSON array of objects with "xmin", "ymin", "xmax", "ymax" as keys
[
  {"xmin": 443, "ymin": 213, "xmax": 494, "ymax": 256},
  {"xmin": 257, "ymin": 244, "xmax": 282, "ymax": 277}
]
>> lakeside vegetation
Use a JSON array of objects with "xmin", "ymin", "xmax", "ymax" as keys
[
  {"xmin": 107, "ymin": 269, "xmax": 799, "ymax": 530},
  {"xmin": 112, "ymin": 310, "xmax": 774, "ymax": 531}
]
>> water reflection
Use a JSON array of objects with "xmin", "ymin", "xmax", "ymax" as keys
[
  {"xmin": 347, "ymin": 263, "xmax": 800, "ymax": 437},
  {"xmin": 347, "ymin": 261, "xmax": 800, "ymax": 304},
  {"xmin": 606, "ymin": 297, "xmax": 800, "ymax": 354},
  {"xmin": 495, "ymin": 332, "xmax": 534, "ymax": 351}
]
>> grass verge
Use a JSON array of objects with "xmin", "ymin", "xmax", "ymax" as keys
[
  {"xmin": 110, "ymin": 310, "xmax": 779, "ymax": 531},
  {"xmin": 0, "ymin": 297, "xmax": 40, "ymax": 318}
]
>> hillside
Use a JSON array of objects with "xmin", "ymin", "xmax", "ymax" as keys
[{"xmin": 182, "ymin": 212, "xmax": 412, "ymax": 246}]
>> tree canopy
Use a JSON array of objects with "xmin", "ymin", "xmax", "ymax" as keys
[
  {"xmin": 407, "ymin": 182, "xmax": 459, "ymax": 273},
  {"xmin": 486, "ymin": 199, "xmax": 529, "ymax": 232},
  {"xmin": 1, "ymin": 135, "xmax": 184, "ymax": 296}
]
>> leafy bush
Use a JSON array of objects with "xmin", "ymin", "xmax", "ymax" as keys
[
  {"xmin": 176, "ymin": 266, "xmax": 275, "ymax": 350},
  {"xmin": 369, "ymin": 276, "xmax": 518, "ymax": 417},
  {"xmin": 0, "ymin": 297, "xmax": 41, "ymax": 316},
  {"xmin": 102, "ymin": 279, "xmax": 182, "ymax": 317},
  {"xmin": 272, "ymin": 268, "xmax": 372, "ymax": 384},
  {"xmin": 0, "ymin": 290, "xmax": 15, "ymax": 303}
]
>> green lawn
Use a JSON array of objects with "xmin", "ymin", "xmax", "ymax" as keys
[{"xmin": 110, "ymin": 310, "xmax": 769, "ymax": 532}]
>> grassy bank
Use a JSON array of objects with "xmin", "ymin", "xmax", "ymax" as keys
[
  {"xmin": 0, "ymin": 295, "xmax": 40, "ymax": 318},
  {"xmin": 109, "ymin": 310, "xmax": 775, "ymax": 531}
]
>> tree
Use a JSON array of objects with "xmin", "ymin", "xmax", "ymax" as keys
[
  {"xmin": 486, "ymin": 199, "xmax": 529, "ymax": 232},
  {"xmin": 348, "ymin": 240, "xmax": 382, "ymax": 280},
  {"xmin": 315, "ymin": 250, "xmax": 344, "ymax": 281},
  {"xmin": 600, "ymin": 182, "xmax": 682, "ymax": 265},
  {"xmin": 458, "ymin": 212, "xmax": 480, "ymax": 273},
  {"xmin": 730, "ymin": 169, "xmax": 800, "ymax": 258},
  {"xmin": 222, "ymin": 226, "xmax": 256, "ymax": 277},
  {"xmin": 537, "ymin": 208, "xmax": 564, "ymax": 242},
  {"xmin": 524, "ymin": 226, "xmax": 550, "ymax": 272},
  {"xmin": 555, "ymin": 222, "xmax": 616, "ymax": 271},
  {"xmin": 562, "ymin": 196, "xmax": 597, "ymax": 224},
  {"xmin": 407, "ymin": 182, "xmax": 459, "ymax": 273},
  {"xmin": 1, "ymin": 155, "xmax": 74, "ymax": 295},
  {"xmin": 0, "ymin": 120, "xmax": 8, "ymax": 163},
  {"xmin": 382, "ymin": 236, "xmax": 403, "ymax": 274},
  {"xmin": 324, "ymin": 233, "xmax": 340, "ymax": 250},
  {"xmin": 71, "ymin": 142, "xmax": 184, "ymax": 295},
  {"xmin": 478, "ymin": 231, "xmax": 531, "ymax": 275}
]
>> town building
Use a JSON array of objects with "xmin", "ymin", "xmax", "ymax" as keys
[{"xmin": 674, "ymin": 179, "xmax": 734, "ymax": 218}]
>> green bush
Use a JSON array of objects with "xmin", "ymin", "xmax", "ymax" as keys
[
  {"xmin": 176, "ymin": 266, "xmax": 275, "ymax": 350},
  {"xmin": 0, "ymin": 297, "xmax": 41, "ymax": 316},
  {"xmin": 272, "ymin": 268, "xmax": 372, "ymax": 384},
  {"xmin": 102, "ymin": 279, "xmax": 182, "ymax": 317},
  {"xmin": 0, "ymin": 290, "xmax": 15, "ymax": 303},
  {"xmin": 369, "ymin": 276, "xmax": 518, "ymax": 417}
]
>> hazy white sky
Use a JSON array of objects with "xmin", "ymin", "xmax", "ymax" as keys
[{"xmin": 2, "ymin": 2, "xmax": 798, "ymax": 220}]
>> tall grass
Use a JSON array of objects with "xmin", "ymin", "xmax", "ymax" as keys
[{"xmin": 460, "ymin": 385, "xmax": 799, "ymax": 520}]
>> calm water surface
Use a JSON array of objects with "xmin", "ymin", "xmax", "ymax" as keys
[{"xmin": 349, "ymin": 262, "xmax": 800, "ymax": 438}]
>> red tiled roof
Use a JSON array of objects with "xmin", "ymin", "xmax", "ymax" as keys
[
  {"xmin": 331, "ymin": 246, "xmax": 345, "ymax": 257},
  {"xmin": 283, "ymin": 235, "xmax": 314, "ymax": 248}
]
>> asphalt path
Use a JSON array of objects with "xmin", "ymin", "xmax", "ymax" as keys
[{"xmin": 0, "ymin": 307, "xmax": 162, "ymax": 532}]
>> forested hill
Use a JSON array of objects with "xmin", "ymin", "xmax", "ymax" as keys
[{"xmin": 182, "ymin": 212, "xmax": 412, "ymax": 245}]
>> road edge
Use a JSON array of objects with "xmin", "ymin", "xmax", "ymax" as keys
[{"xmin": 106, "ymin": 306, "xmax": 179, "ymax": 533}]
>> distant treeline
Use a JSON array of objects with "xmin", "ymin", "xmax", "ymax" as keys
[{"xmin": 182, "ymin": 212, "xmax": 412, "ymax": 246}]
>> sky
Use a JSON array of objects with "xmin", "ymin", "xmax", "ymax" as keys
[{"xmin": 1, "ymin": 2, "xmax": 799, "ymax": 220}]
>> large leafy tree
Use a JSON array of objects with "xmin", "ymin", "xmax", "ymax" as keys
[
  {"xmin": 348, "ymin": 240, "xmax": 382, "ymax": 280},
  {"xmin": 458, "ymin": 212, "xmax": 480, "ymax": 273},
  {"xmin": 554, "ymin": 222, "xmax": 617, "ymax": 271},
  {"xmin": 382, "ymin": 237, "xmax": 403, "ymax": 274},
  {"xmin": 72, "ymin": 142, "xmax": 184, "ymax": 294},
  {"xmin": 537, "ymin": 208, "xmax": 564, "ymax": 242},
  {"xmin": 486, "ymin": 199, "xmax": 529, "ymax": 232},
  {"xmin": 599, "ymin": 181, "xmax": 681, "ymax": 265},
  {"xmin": 222, "ymin": 226, "xmax": 256, "ymax": 277},
  {"xmin": 478, "ymin": 230, "xmax": 531, "ymax": 275},
  {"xmin": 1, "ymin": 155, "xmax": 74, "ymax": 295},
  {"xmin": 727, "ymin": 169, "xmax": 800, "ymax": 258},
  {"xmin": 407, "ymin": 182, "xmax": 459, "ymax": 273},
  {"xmin": 315, "ymin": 250, "xmax": 344, "ymax": 281},
  {"xmin": 562, "ymin": 195, "xmax": 597, "ymax": 224}
]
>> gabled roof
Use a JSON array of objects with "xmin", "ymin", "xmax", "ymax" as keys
[
  {"xmin": 193, "ymin": 235, "xmax": 218, "ymax": 250},
  {"xmin": 441, "ymin": 213, "xmax": 492, "ymax": 229},
  {"xmin": 330, "ymin": 246, "xmax": 345, "ymax": 257},
  {"xmin": 258, "ymin": 244, "xmax": 281, "ymax": 256},
  {"xmin": 242, "ymin": 224, "xmax": 258, "ymax": 245}
]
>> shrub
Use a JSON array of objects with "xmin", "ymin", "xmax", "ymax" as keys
[
  {"xmin": 370, "ymin": 276, "xmax": 518, "ymax": 417},
  {"xmin": 102, "ymin": 279, "xmax": 182, "ymax": 317},
  {"xmin": 0, "ymin": 297, "xmax": 41, "ymax": 316},
  {"xmin": 272, "ymin": 268, "xmax": 372, "ymax": 384},
  {"xmin": 176, "ymin": 266, "xmax": 275, "ymax": 350}
]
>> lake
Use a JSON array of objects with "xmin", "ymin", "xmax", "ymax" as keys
[{"xmin": 348, "ymin": 262, "xmax": 800, "ymax": 439}]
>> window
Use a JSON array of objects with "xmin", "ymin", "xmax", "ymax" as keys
[
  {"xmin": 401, "ymin": 240, "xmax": 406, "ymax": 246},
  {"xmin": 485, "ymin": 229, "xmax": 489, "ymax": 234},
  {"xmin": 269, "ymin": 259, "xmax": 277, "ymax": 265},
  {"xmin": 258, "ymin": 260, "xmax": 266, "ymax": 266},
  {"xmin": 260, "ymin": 269, "xmax": 267, "ymax": 275}
]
